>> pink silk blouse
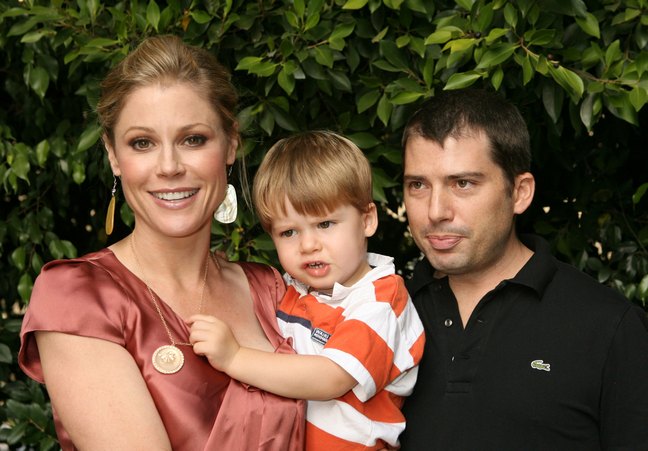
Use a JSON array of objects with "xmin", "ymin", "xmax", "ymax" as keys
[{"xmin": 19, "ymin": 249, "xmax": 305, "ymax": 450}]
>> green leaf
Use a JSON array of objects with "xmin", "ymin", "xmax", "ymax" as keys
[
  {"xmin": 633, "ymin": 183, "xmax": 648, "ymax": 205},
  {"xmin": 605, "ymin": 40, "xmax": 622, "ymax": 68},
  {"xmin": 20, "ymin": 29, "xmax": 55, "ymax": 44},
  {"xmin": 236, "ymin": 56, "xmax": 263, "ymax": 71},
  {"xmin": 491, "ymin": 67, "xmax": 504, "ymax": 90},
  {"xmin": 348, "ymin": 132, "xmax": 381, "ymax": 149},
  {"xmin": 377, "ymin": 94, "xmax": 393, "ymax": 126},
  {"xmin": 330, "ymin": 22, "xmax": 355, "ymax": 40},
  {"xmin": 475, "ymin": 43, "xmax": 517, "ymax": 69},
  {"xmin": 425, "ymin": 30, "xmax": 454, "ymax": 45},
  {"xmin": 35, "ymin": 139, "xmax": 49, "ymax": 166},
  {"xmin": 17, "ymin": 273, "xmax": 33, "ymax": 302},
  {"xmin": 0, "ymin": 343, "xmax": 12, "ymax": 364},
  {"xmin": 629, "ymin": 87, "xmax": 648, "ymax": 111},
  {"xmin": 72, "ymin": 161, "xmax": 86, "ymax": 185},
  {"xmin": 580, "ymin": 93, "xmax": 595, "ymax": 130},
  {"xmin": 521, "ymin": 54, "xmax": 534, "ymax": 85},
  {"xmin": 190, "ymin": 9, "xmax": 212, "ymax": 24},
  {"xmin": 575, "ymin": 12, "xmax": 600, "ymax": 38},
  {"xmin": 542, "ymin": 82, "xmax": 563, "ymax": 123},
  {"xmin": 277, "ymin": 66, "xmax": 295, "ymax": 95},
  {"xmin": 503, "ymin": 3, "xmax": 518, "ymax": 28},
  {"xmin": 357, "ymin": 90, "xmax": 381, "ymax": 113},
  {"xmin": 314, "ymin": 46, "xmax": 334, "ymax": 68},
  {"xmin": 29, "ymin": 66, "xmax": 50, "ymax": 100},
  {"xmin": 146, "ymin": 0, "xmax": 161, "ymax": 31},
  {"xmin": 390, "ymin": 91, "xmax": 424, "ymax": 105},
  {"xmin": 342, "ymin": 0, "xmax": 368, "ymax": 9},
  {"xmin": 11, "ymin": 246, "xmax": 26, "ymax": 271},
  {"xmin": 638, "ymin": 274, "xmax": 648, "ymax": 302},
  {"xmin": 327, "ymin": 69, "xmax": 352, "ymax": 92},
  {"xmin": 77, "ymin": 124, "xmax": 102, "ymax": 153},
  {"xmin": 10, "ymin": 149, "xmax": 30, "ymax": 182},
  {"xmin": 549, "ymin": 65, "xmax": 584, "ymax": 102},
  {"xmin": 444, "ymin": 72, "xmax": 481, "ymax": 90},
  {"xmin": 7, "ymin": 17, "xmax": 39, "ymax": 37},
  {"xmin": 455, "ymin": 0, "xmax": 475, "ymax": 11}
]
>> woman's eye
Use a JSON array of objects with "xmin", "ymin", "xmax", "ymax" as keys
[
  {"xmin": 185, "ymin": 135, "xmax": 207, "ymax": 146},
  {"xmin": 131, "ymin": 138, "xmax": 151, "ymax": 150}
]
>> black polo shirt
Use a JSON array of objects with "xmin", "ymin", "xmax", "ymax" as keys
[{"xmin": 400, "ymin": 234, "xmax": 648, "ymax": 450}]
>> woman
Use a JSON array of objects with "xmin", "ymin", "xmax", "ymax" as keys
[{"xmin": 19, "ymin": 35, "xmax": 305, "ymax": 450}]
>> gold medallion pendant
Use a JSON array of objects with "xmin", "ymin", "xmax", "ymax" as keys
[{"xmin": 152, "ymin": 345, "xmax": 185, "ymax": 374}]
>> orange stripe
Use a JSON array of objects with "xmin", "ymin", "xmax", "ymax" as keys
[
  {"xmin": 306, "ymin": 422, "xmax": 387, "ymax": 451},
  {"xmin": 326, "ymin": 319, "xmax": 394, "ymax": 388},
  {"xmin": 409, "ymin": 330, "xmax": 426, "ymax": 363},
  {"xmin": 373, "ymin": 275, "xmax": 409, "ymax": 316}
]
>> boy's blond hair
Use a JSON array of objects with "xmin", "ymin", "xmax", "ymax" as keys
[{"xmin": 253, "ymin": 131, "xmax": 373, "ymax": 231}]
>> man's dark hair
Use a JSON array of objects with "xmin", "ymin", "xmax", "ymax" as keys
[{"xmin": 402, "ymin": 89, "xmax": 531, "ymax": 186}]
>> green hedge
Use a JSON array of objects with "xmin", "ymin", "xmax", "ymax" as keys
[{"xmin": 1, "ymin": 0, "xmax": 647, "ymax": 448}]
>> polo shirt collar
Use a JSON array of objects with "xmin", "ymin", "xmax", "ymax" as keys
[{"xmin": 407, "ymin": 234, "xmax": 558, "ymax": 300}]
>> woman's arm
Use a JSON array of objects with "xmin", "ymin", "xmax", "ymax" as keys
[{"xmin": 36, "ymin": 331, "xmax": 172, "ymax": 450}]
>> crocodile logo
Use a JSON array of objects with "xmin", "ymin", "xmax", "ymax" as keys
[{"xmin": 530, "ymin": 359, "xmax": 551, "ymax": 372}]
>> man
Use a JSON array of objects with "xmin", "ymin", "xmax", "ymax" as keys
[{"xmin": 399, "ymin": 89, "xmax": 648, "ymax": 450}]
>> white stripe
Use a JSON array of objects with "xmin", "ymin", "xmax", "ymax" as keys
[
  {"xmin": 321, "ymin": 348, "xmax": 376, "ymax": 401},
  {"xmin": 343, "ymin": 299, "xmax": 420, "ymax": 371},
  {"xmin": 307, "ymin": 399, "xmax": 404, "ymax": 447},
  {"xmin": 385, "ymin": 365, "xmax": 419, "ymax": 396}
]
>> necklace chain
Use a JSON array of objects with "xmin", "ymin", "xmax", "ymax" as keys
[{"xmin": 129, "ymin": 235, "xmax": 210, "ymax": 347}]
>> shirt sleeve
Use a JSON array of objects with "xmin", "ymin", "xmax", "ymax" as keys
[
  {"xmin": 19, "ymin": 258, "xmax": 129, "ymax": 383},
  {"xmin": 321, "ymin": 275, "xmax": 425, "ymax": 401},
  {"xmin": 600, "ymin": 304, "xmax": 648, "ymax": 449}
]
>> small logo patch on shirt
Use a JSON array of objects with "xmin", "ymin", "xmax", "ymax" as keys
[
  {"xmin": 311, "ymin": 328, "xmax": 331, "ymax": 346},
  {"xmin": 530, "ymin": 359, "xmax": 551, "ymax": 372}
]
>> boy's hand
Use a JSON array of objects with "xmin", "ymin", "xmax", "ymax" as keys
[{"xmin": 188, "ymin": 314, "xmax": 240, "ymax": 373}]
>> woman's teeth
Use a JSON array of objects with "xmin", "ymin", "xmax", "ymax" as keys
[{"xmin": 154, "ymin": 190, "xmax": 197, "ymax": 201}]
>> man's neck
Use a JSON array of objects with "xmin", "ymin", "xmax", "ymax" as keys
[{"xmin": 447, "ymin": 237, "xmax": 534, "ymax": 327}]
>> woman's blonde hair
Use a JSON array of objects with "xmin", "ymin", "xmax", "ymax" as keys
[
  {"xmin": 96, "ymin": 35, "xmax": 238, "ymax": 146},
  {"xmin": 253, "ymin": 131, "xmax": 373, "ymax": 231}
]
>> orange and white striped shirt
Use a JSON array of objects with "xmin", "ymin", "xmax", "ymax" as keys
[{"xmin": 278, "ymin": 253, "xmax": 425, "ymax": 450}]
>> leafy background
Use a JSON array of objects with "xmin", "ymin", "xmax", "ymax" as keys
[{"xmin": 1, "ymin": 0, "xmax": 646, "ymax": 448}]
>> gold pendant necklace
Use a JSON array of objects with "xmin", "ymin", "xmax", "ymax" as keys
[{"xmin": 129, "ymin": 235, "xmax": 211, "ymax": 375}]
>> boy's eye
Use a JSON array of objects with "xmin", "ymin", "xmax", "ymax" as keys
[
  {"xmin": 318, "ymin": 221, "xmax": 333, "ymax": 229},
  {"xmin": 279, "ymin": 229, "xmax": 295, "ymax": 238}
]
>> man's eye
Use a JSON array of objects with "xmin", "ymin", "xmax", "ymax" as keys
[
  {"xmin": 409, "ymin": 181, "xmax": 424, "ymax": 190},
  {"xmin": 457, "ymin": 180, "xmax": 471, "ymax": 189}
]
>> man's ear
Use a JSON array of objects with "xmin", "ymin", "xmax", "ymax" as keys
[
  {"xmin": 513, "ymin": 172, "xmax": 535, "ymax": 215},
  {"xmin": 104, "ymin": 134, "xmax": 121, "ymax": 176},
  {"xmin": 363, "ymin": 203, "xmax": 379, "ymax": 238}
]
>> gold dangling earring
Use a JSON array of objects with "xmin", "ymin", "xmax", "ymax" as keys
[{"xmin": 105, "ymin": 176, "xmax": 117, "ymax": 236}]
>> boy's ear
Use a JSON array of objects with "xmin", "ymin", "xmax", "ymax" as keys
[{"xmin": 363, "ymin": 203, "xmax": 378, "ymax": 238}]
